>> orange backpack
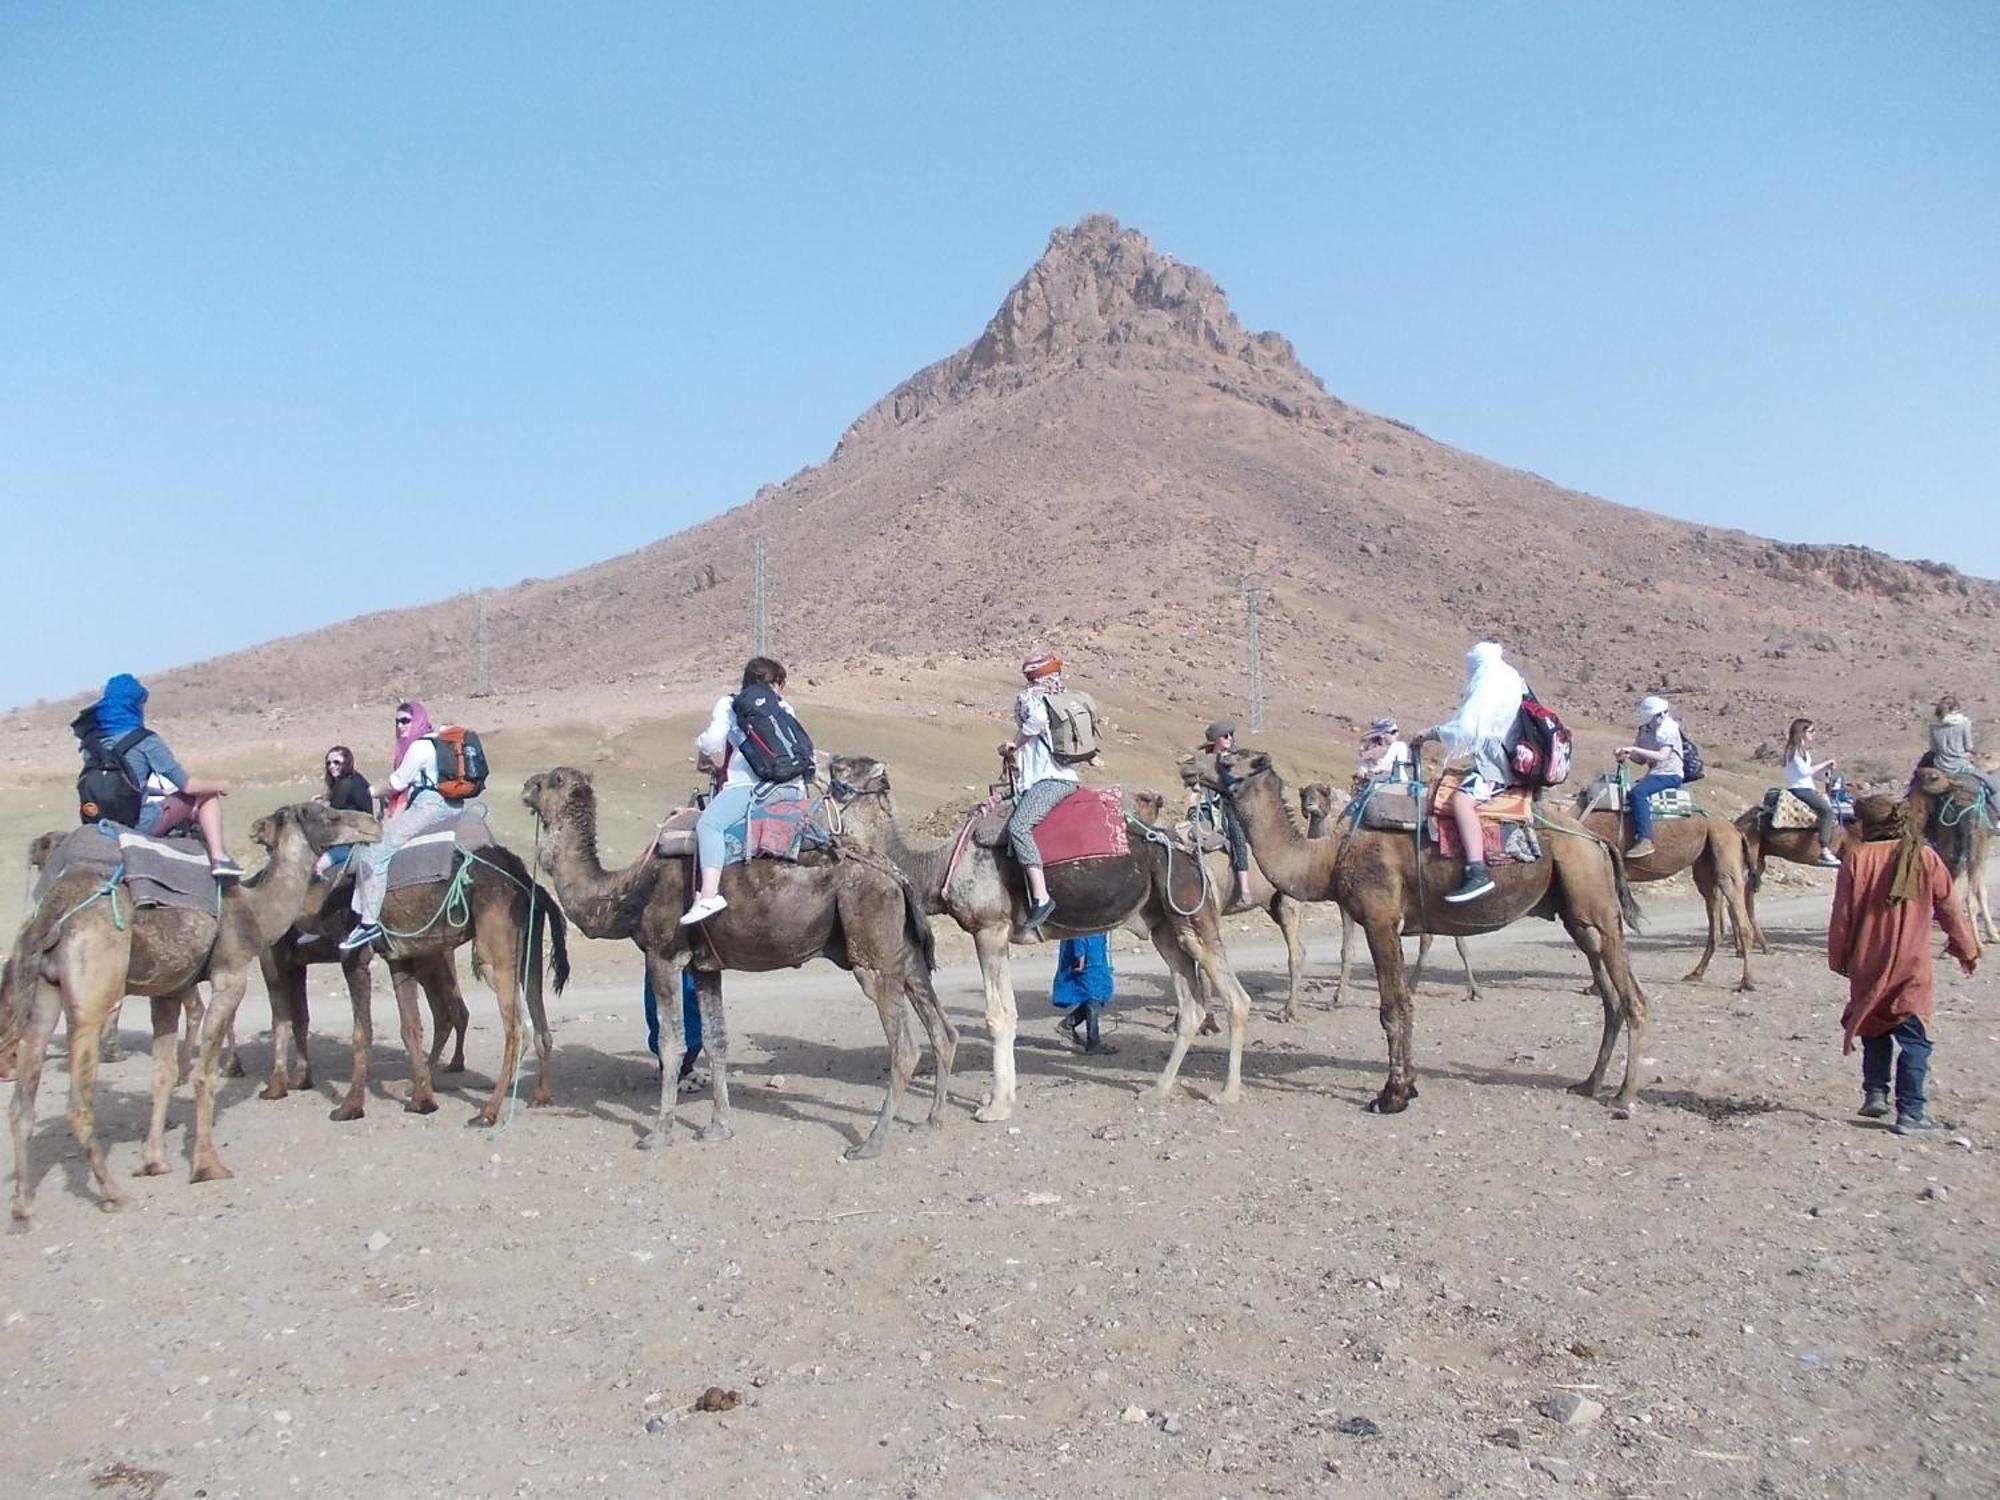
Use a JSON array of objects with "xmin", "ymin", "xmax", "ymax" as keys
[{"xmin": 426, "ymin": 727, "xmax": 489, "ymax": 800}]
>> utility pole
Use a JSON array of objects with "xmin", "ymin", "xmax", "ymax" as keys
[
  {"xmin": 1242, "ymin": 575, "xmax": 1268, "ymax": 734},
  {"xmin": 472, "ymin": 593, "xmax": 491, "ymax": 698},
  {"xmin": 752, "ymin": 536, "xmax": 769, "ymax": 656}
]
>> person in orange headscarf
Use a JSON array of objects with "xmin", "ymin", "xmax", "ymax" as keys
[{"xmin": 1828, "ymin": 780, "xmax": 1980, "ymax": 1133}]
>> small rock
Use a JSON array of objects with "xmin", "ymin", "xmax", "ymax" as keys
[
  {"xmin": 1020, "ymin": 1191, "xmax": 1062, "ymax": 1207},
  {"xmin": 1488, "ymin": 1425, "xmax": 1525, "ymax": 1449},
  {"xmin": 1377, "ymin": 1274, "xmax": 1403, "ymax": 1293},
  {"xmin": 1333, "ymin": 1415, "xmax": 1380, "ymax": 1438},
  {"xmin": 1091, "ymin": 1124, "xmax": 1121, "ymax": 1142},
  {"xmin": 1120, "ymin": 1405, "xmax": 1149, "ymax": 1425},
  {"xmin": 642, "ymin": 1391, "xmax": 665, "ymax": 1408},
  {"xmin": 1541, "ymin": 1392, "xmax": 1604, "ymax": 1427},
  {"xmin": 644, "ymin": 1415, "xmax": 668, "ymax": 1435},
  {"xmin": 694, "ymin": 1387, "xmax": 741, "ymax": 1413},
  {"xmin": 1921, "ymin": 1183, "xmax": 1949, "ymax": 1202},
  {"xmin": 365, "ymin": 1231, "xmax": 391, "ymax": 1255},
  {"xmin": 1158, "ymin": 1411, "xmax": 1183, "ymax": 1435},
  {"xmin": 767, "ymin": 1075, "xmax": 786, "ymax": 1090},
  {"xmin": 1530, "ymin": 1455, "xmax": 1578, "ymax": 1484},
  {"xmin": 1089, "ymin": 1369, "xmax": 1111, "ymax": 1386},
  {"xmin": 1567, "ymin": 1340, "xmax": 1598, "ymax": 1359}
]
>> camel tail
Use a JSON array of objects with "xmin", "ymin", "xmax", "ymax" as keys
[
  {"xmin": 1607, "ymin": 844, "xmax": 1645, "ymax": 933},
  {"xmin": 537, "ymin": 883, "xmax": 571, "ymax": 994},
  {"xmin": 901, "ymin": 877, "xmax": 938, "ymax": 973},
  {"xmin": 1739, "ymin": 828, "xmax": 1762, "ymax": 893}
]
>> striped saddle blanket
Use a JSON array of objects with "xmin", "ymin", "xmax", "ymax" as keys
[
  {"xmin": 33, "ymin": 824, "xmax": 222, "ymax": 914},
  {"xmin": 386, "ymin": 812, "xmax": 496, "ymax": 891}
]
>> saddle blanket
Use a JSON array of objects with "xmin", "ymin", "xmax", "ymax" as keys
[
  {"xmin": 1585, "ymin": 776, "xmax": 1696, "ymax": 820},
  {"xmin": 1432, "ymin": 816, "xmax": 1542, "ymax": 867},
  {"xmin": 33, "ymin": 824, "xmax": 221, "ymax": 914},
  {"xmin": 1035, "ymin": 786, "xmax": 1129, "ymax": 867},
  {"xmin": 1762, "ymin": 789, "xmax": 1820, "ymax": 831},
  {"xmin": 386, "ymin": 811, "xmax": 495, "ymax": 891},
  {"xmin": 1430, "ymin": 771, "xmax": 1536, "ymax": 824},
  {"xmin": 651, "ymin": 793, "xmax": 831, "ymax": 866},
  {"xmin": 1355, "ymin": 783, "xmax": 1423, "ymax": 832}
]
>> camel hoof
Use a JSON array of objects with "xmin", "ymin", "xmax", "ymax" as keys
[
  {"xmin": 528, "ymin": 1090, "xmax": 554, "ymax": 1109},
  {"xmin": 637, "ymin": 1128, "xmax": 672, "ymax": 1151},
  {"xmin": 258, "ymin": 1083, "xmax": 287, "ymax": 1101},
  {"xmin": 190, "ymin": 1162, "xmax": 233, "ymax": 1184},
  {"xmin": 1219, "ymin": 1085, "xmax": 1244, "ymax": 1105},
  {"xmin": 696, "ymin": 1121, "xmax": 734, "ymax": 1144},
  {"xmin": 972, "ymin": 1100, "xmax": 1013, "ymax": 1125},
  {"xmin": 1567, "ymin": 1080, "xmax": 1603, "ymax": 1099},
  {"xmin": 1734, "ymin": 980, "xmax": 1757, "ymax": 994},
  {"xmin": 441, "ymin": 1061, "xmax": 467, "ymax": 1075},
  {"xmin": 1366, "ymin": 1092, "xmax": 1412, "ymax": 1115},
  {"xmin": 843, "ymin": 1139, "xmax": 884, "ymax": 1162},
  {"xmin": 329, "ymin": 1100, "xmax": 365, "ymax": 1122},
  {"xmin": 225, "ymin": 1057, "xmax": 245, "ymax": 1079},
  {"xmin": 98, "ymin": 1195, "xmax": 132, "ymax": 1212},
  {"xmin": 135, "ymin": 1159, "xmax": 171, "ymax": 1178},
  {"xmin": 403, "ymin": 1096, "xmax": 439, "ymax": 1116},
  {"xmin": 470, "ymin": 1111, "xmax": 498, "ymax": 1129},
  {"xmin": 1610, "ymin": 1101, "xmax": 1637, "ymax": 1120}
]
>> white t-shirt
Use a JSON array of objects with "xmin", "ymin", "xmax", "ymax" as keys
[
  {"xmin": 1359, "ymin": 740, "xmax": 1412, "ymax": 782},
  {"xmin": 1783, "ymin": 749, "xmax": 1816, "ymax": 791},
  {"xmin": 1015, "ymin": 690, "xmax": 1078, "ymax": 789},
  {"xmin": 388, "ymin": 739, "xmax": 441, "ymax": 794}
]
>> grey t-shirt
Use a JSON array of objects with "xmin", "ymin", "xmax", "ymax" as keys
[{"xmin": 1637, "ymin": 715, "xmax": 1685, "ymax": 780}]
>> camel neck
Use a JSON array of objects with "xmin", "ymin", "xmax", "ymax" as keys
[
  {"xmin": 846, "ymin": 799, "xmax": 949, "ymax": 912},
  {"xmin": 1229, "ymin": 771, "xmax": 1338, "ymax": 901},
  {"xmin": 536, "ymin": 792, "xmax": 662, "ymax": 940}
]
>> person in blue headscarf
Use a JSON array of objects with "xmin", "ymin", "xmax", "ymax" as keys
[
  {"xmin": 76, "ymin": 674, "xmax": 243, "ymax": 880},
  {"xmin": 1052, "ymin": 932, "xmax": 1116, "ymax": 1054}
]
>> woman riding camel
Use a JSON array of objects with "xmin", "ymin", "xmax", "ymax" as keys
[
  {"xmin": 1614, "ymin": 694, "xmax": 1686, "ymax": 860},
  {"xmin": 340, "ymin": 700, "xmax": 461, "ymax": 950},
  {"xmin": 1187, "ymin": 718, "xmax": 1254, "ymax": 908},
  {"xmin": 313, "ymin": 744, "xmax": 375, "ymax": 880},
  {"xmin": 1000, "ymin": 652, "xmax": 1076, "ymax": 930},
  {"xmin": 80, "ymin": 673, "xmax": 243, "ymax": 881},
  {"xmin": 1412, "ymin": 641, "xmax": 1525, "ymax": 904},
  {"xmin": 1782, "ymin": 717, "xmax": 1843, "ymax": 867},
  {"xmin": 1923, "ymin": 696, "xmax": 2000, "ymax": 802},
  {"xmin": 684, "ymin": 656, "xmax": 805, "ymax": 926},
  {"xmin": 1356, "ymin": 716, "xmax": 1412, "ymax": 786}
]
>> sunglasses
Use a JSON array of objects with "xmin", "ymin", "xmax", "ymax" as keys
[
  {"xmin": 394, "ymin": 716, "xmax": 412, "ymax": 726},
  {"xmin": 326, "ymin": 759, "xmax": 344, "ymax": 768}
]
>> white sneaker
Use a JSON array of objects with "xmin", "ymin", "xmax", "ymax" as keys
[{"xmin": 680, "ymin": 894, "xmax": 728, "ymax": 926}]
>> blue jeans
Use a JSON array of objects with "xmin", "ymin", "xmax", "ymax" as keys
[
  {"xmin": 695, "ymin": 783, "xmax": 758, "ymax": 872},
  {"xmin": 1862, "ymin": 1016, "xmax": 1931, "ymax": 1117},
  {"xmin": 1629, "ymin": 773, "xmax": 1684, "ymax": 840},
  {"xmin": 643, "ymin": 970, "xmax": 704, "ymax": 1061}
]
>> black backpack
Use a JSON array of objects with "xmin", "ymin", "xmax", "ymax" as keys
[
  {"xmin": 1679, "ymin": 733, "xmax": 1706, "ymax": 783},
  {"xmin": 70, "ymin": 707, "xmax": 148, "ymax": 827},
  {"xmin": 1503, "ymin": 688, "xmax": 1574, "ymax": 788},
  {"xmin": 730, "ymin": 686, "xmax": 815, "ymax": 784}
]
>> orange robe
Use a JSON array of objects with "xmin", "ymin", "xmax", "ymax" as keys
[{"xmin": 1828, "ymin": 840, "xmax": 1978, "ymax": 1051}]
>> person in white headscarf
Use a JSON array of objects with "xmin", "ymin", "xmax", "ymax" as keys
[{"xmin": 1412, "ymin": 641, "xmax": 1527, "ymax": 903}]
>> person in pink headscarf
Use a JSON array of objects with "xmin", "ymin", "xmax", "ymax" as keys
[{"xmin": 341, "ymin": 698, "xmax": 461, "ymax": 950}]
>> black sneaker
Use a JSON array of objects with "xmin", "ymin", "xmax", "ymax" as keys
[
  {"xmin": 338, "ymin": 922, "xmax": 384, "ymax": 953},
  {"xmin": 1893, "ymin": 1113, "xmax": 1943, "ymax": 1136},
  {"xmin": 210, "ymin": 856, "xmax": 244, "ymax": 883},
  {"xmin": 1859, "ymin": 1089, "xmax": 1891, "ymax": 1119},
  {"xmin": 1444, "ymin": 864, "xmax": 1495, "ymax": 903},
  {"xmin": 1025, "ymin": 897, "xmax": 1057, "ymax": 930},
  {"xmin": 1056, "ymin": 1011, "xmax": 1084, "ymax": 1047}
]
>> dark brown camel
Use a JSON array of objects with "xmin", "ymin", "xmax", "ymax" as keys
[
  {"xmin": 1574, "ymin": 779, "xmax": 1761, "ymax": 990},
  {"xmin": 256, "ymin": 870, "xmax": 474, "ymax": 1120},
  {"xmin": 1204, "ymin": 750, "xmax": 1652, "ymax": 1116},
  {"xmin": 346, "ymin": 837, "xmax": 569, "ymax": 1126},
  {"xmin": 4, "ymin": 803, "xmax": 377, "ymax": 1223},
  {"xmin": 824, "ymin": 755, "xmax": 1259, "ymax": 1117},
  {"xmin": 1734, "ymin": 806, "xmax": 1857, "ymax": 950},
  {"xmin": 521, "ymin": 767, "xmax": 955, "ymax": 1159}
]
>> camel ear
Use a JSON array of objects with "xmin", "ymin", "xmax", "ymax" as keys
[{"xmin": 1250, "ymin": 753, "xmax": 1273, "ymax": 775}]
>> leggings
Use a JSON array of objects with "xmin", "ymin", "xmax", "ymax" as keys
[
  {"xmin": 351, "ymin": 790, "xmax": 457, "ymax": 925},
  {"xmin": 1006, "ymin": 778, "xmax": 1075, "ymax": 869}
]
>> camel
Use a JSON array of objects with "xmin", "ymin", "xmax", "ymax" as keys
[
  {"xmin": 1128, "ymin": 786, "xmax": 1305, "ymax": 1020},
  {"xmin": 1573, "ymin": 779, "xmax": 1762, "ymax": 990},
  {"xmin": 1916, "ymin": 767, "xmax": 1998, "ymax": 944},
  {"xmin": 822, "ymin": 755, "xmax": 1260, "ymax": 1119},
  {"xmin": 338, "ymin": 834, "xmax": 569, "ymax": 1126},
  {"xmin": 1734, "ymin": 802, "xmax": 1857, "ymax": 950},
  {"xmin": 4, "ymin": 803, "xmax": 377, "ymax": 1223},
  {"xmin": 1202, "ymin": 750, "xmax": 1652, "ymax": 1116},
  {"xmin": 256, "ymin": 869, "xmax": 475, "ymax": 1121},
  {"xmin": 521, "ymin": 766, "xmax": 956, "ymax": 1159}
]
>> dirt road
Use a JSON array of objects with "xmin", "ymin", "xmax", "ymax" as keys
[{"xmin": 3, "ymin": 882, "xmax": 1995, "ymax": 1497}]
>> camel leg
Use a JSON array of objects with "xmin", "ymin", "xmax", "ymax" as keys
[
  {"xmin": 176, "ymin": 985, "xmax": 203, "ymax": 1086},
  {"xmin": 971, "ymin": 927, "xmax": 1020, "ymax": 1124},
  {"xmin": 1562, "ymin": 911, "xmax": 1649, "ymax": 1116},
  {"xmin": 1148, "ymin": 922, "xmax": 1211, "ymax": 1101},
  {"xmin": 332, "ymin": 950, "xmax": 373, "ymax": 1121},
  {"xmin": 1410, "ymin": 930, "xmax": 1430, "ymax": 994},
  {"xmin": 1718, "ymin": 849, "xmax": 1758, "ymax": 993},
  {"xmin": 389, "ymin": 963, "xmax": 439, "ymax": 1116},
  {"xmin": 98, "ymin": 1003, "xmax": 122, "ymax": 1065},
  {"xmin": 1977, "ymin": 863, "xmax": 1998, "ymax": 945},
  {"xmin": 907, "ymin": 963, "xmax": 958, "ymax": 1128},
  {"xmin": 694, "ymin": 968, "xmax": 733, "ymax": 1143},
  {"xmin": 1687, "ymin": 854, "xmax": 1722, "ymax": 984},
  {"xmin": 1564, "ymin": 916, "xmax": 1622, "ymax": 1099},
  {"xmin": 638, "ymin": 954, "xmax": 687, "ymax": 1150},
  {"xmin": 62, "ymin": 981, "xmax": 129, "ymax": 1211},
  {"xmin": 9, "ymin": 974, "xmax": 66, "ymax": 1224},
  {"xmin": 220, "ymin": 1007, "xmax": 242, "ymax": 1079},
  {"xmin": 1362, "ymin": 917, "xmax": 1417, "ymax": 1113},
  {"xmin": 1452, "ymin": 938, "xmax": 1481, "ymax": 1002},
  {"xmin": 137, "ymin": 994, "xmax": 183, "ymax": 1177},
  {"xmin": 470, "ymin": 928, "xmax": 525, "ymax": 1129},
  {"xmin": 260, "ymin": 954, "xmax": 302, "ymax": 1100},
  {"xmin": 1273, "ymin": 896, "xmax": 1304, "ymax": 1022},
  {"xmin": 1334, "ymin": 908, "xmax": 1353, "ymax": 1007},
  {"xmin": 1746, "ymin": 851, "xmax": 1773, "ymax": 954},
  {"xmin": 190, "ymin": 971, "xmax": 249, "ymax": 1182},
  {"xmin": 425, "ymin": 959, "xmax": 470, "ymax": 1074},
  {"xmin": 1181, "ymin": 923, "xmax": 1251, "ymax": 1104},
  {"xmin": 846, "ymin": 966, "xmax": 919, "ymax": 1161}
]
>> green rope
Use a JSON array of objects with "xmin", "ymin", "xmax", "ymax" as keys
[
  {"xmin": 1938, "ymin": 786, "xmax": 1988, "ymax": 830},
  {"xmin": 378, "ymin": 848, "xmax": 530, "ymax": 941},
  {"xmin": 54, "ymin": 863, "xmax": 128, "ymax": 933},
  {"xmin": 486, "ymin": 820, "xmax": 543, "ymax": 1138}
]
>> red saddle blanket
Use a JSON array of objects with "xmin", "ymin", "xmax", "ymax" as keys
[
  {"xmin": 1034, "ymin": 786, "xmax": 1130, "ymax": 868},
  {"xmin": 1432, "ymin": 814, "xmax": 1543, "ymax": 866}
]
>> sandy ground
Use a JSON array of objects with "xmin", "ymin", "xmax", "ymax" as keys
[{"xmin": 3, "ymin": 880, "xmax": 1997, "ymax": 1499}]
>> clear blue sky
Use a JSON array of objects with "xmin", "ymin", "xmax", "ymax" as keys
[{"xmin": 3, "ymin": 3, "xmax": 1994, "ymax": 708}]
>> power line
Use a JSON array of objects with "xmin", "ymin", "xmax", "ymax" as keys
[
  {"xmin": 472, "ymin": 593, "xmax": 491, "ymax": 699},
  {"xmin": 1242, "ymin": 576, "xmax": 1268, "ymax": 734},
  {"xmin": 752, "ymin": 536, "xmax": 769, "ymax": 656}
]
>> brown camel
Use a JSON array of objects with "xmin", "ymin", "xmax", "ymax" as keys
[
  {"xmin": 521, "ymin": 766, "xmax": 955, "ymax": 1159},
  {"xmin": 1203, "ymin": 750, "xmax": 1652, "ymax": 1115},
  {"xmin": 256, "ymin": 869, "xmax": 474, "ymax": 1121},
  {"xmin": 5, "ymin": 803, "xmax": 377, "ymax": 1223},
  {"xmin": 1734, "ymin": 804, "xmax": 1857, "ymax": 950},
  {"xmin": 823, "ymin": 755, "xmax": 1259, "ymax": 1118},
  {"xmin": 1574, "ymin": 780, "xmax": 1762, "ymax": 990},
  {"xmin": 1917, "ymin": 768, "xmax": 1998, "ymax": 944},
  {"xmin": 1129, "ymin": 786, "xmax": 1306, "ymax": 1020},
  {"xmin": 343, "ymin": 837, "xmax": 569, "ymax": 1126}
]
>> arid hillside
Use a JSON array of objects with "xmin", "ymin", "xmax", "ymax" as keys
[{"xmin": 4, "ymin": 214, "xmax": 1992, "ymax": 783}]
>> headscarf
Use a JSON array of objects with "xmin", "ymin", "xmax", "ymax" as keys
[
  {"xmin": 1365, "ymin": 717, "xmax": 1399, "ymax": 740},
  {"xmin": 1858, "ymin": 776, "xmax": 1939, "ymax": 905},
  {"xmin": 1435, "ymin": 642, "xmax": 1526, "ymax": 762},
  {"xmin": 94, "ymin": 674, "xmax": 149, "ymax": 738},
  {"xmin": 393, "ymin": 699, "xmax": 434, "ymax": 771},
  {"xmin": 1022, "ymin": 653, "xmax": 1063, "ymax": 685}
]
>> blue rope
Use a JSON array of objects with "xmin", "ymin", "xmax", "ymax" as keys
[{"xmin": 54, "ymin": 862, "xmax": 128, "ymax": 933}]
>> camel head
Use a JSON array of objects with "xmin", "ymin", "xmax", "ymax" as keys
[
  {"xmin": 25, "ymin": 830, "xmax": 63, "ymax": 871},
  {"xmin": 825, "ymin": 754, "xmax": 893, "ymax": 809},
  {"xmin": 1176, "ymin": 755, "xmax": 1203, "ymax": 790},
  {"xmin": 1191, "ymin": 747, "xmax": 1276, "ymax": 795},
  {"xmin": 521, "ymin": 766, "xmax": 596, "ymax": 827},
  {"xmin": 1129, "ymin": 787, "xmax": 1169, "ymax": 827},
  {"xmin": 251, "ymin": 803, "xmax": 382, "ymax": 855},
  {"xmin": 1299, "ymin": 782, "xmax": 1342, "ymax": 820}
]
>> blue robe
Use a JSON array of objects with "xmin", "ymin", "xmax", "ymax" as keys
[{"xmin": 1051, "ymin": 933, "xmax": 1113, "ymax": 1013}]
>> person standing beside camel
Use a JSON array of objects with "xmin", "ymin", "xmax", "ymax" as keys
[
  {"xmin": 1614, "ymin": 694, "xmax": 1686, "ymax": 861},
  {"xmin": 1187, "ymin": 718, "xmax": 1254, "ymax": 908},
  {"xmin": 1052, "ymin": 931, "xmax": 1116, "ymax": 1054},
  {"xmin": 1000, "ymin": 652, "xmax": 1076, "ymax": 930},
  {"xmin": 79, "ymin": 673, "xmax": 244, "ymax": 881},
  {"xmin": 341, "ymin": 699, "xmax": 462, "ymax": 950},
  {"xmin": 1783, "ymin": 717, "xmax": 1843, "ymax": 867},
  {"xmin": 1411, "ymin": 641, "xmax": 1527, "ymax": 904},
  {"xmin": 1829, "ymin": 788, "xmax": 1979, "ymax": 1133}
]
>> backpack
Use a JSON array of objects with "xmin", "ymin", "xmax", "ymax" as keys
[
  {"xmin": 425, "ymin": 727, "xmax": 489, "ymax": 800},
  {"xmin": 1043, "ymin": 690, "xmax": 1102, "ymax": 766},
  {"xmin": 730, "ymin": 686, "xmax": 816, "ymax": 784},
  {"xmin": 1504, "ymin": 689, "xmax": 1573, "ymax": 788},
  {"xmin": 1679, "ymin": 733, "xmax": 1706, "ymax": 784},
  {"xmin": 70, "ymin": 708, "xmax": 148, "ymax": 827}
]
